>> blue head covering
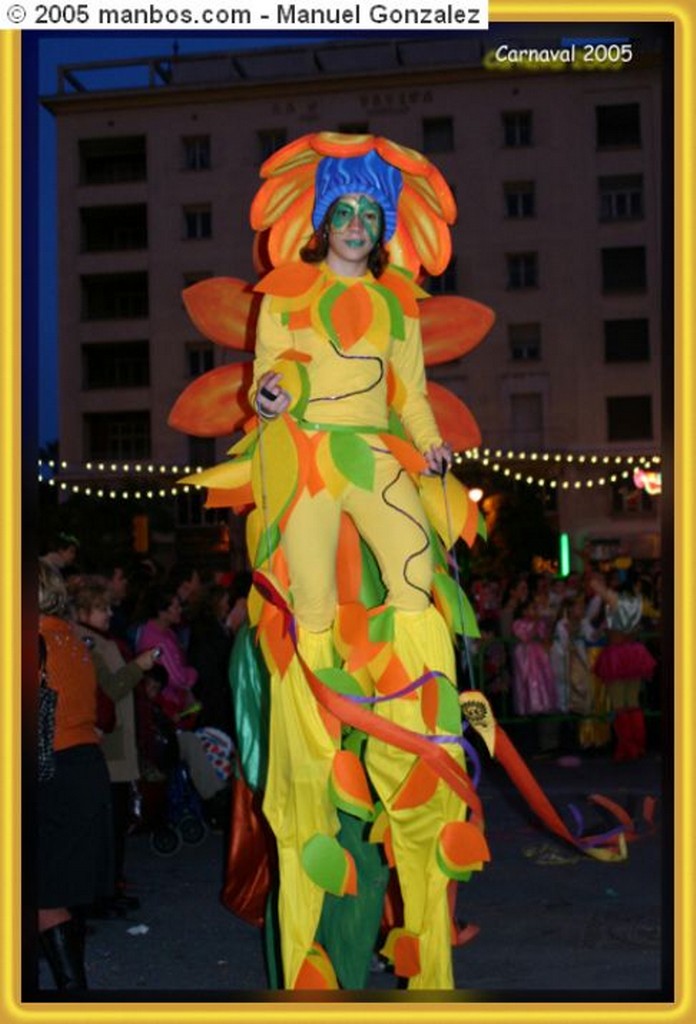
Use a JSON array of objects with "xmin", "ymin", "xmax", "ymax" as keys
[{"xmin": 312, "ymin": 150, "xmax": 403, "ymax": 241}]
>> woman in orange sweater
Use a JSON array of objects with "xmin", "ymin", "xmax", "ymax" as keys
[{"xmin": 37, "ymin": 561, "xmax": 113, "ymax": 991}]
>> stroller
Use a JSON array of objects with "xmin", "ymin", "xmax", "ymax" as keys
[{"xmin": 138, "ymin": 698, "xmax": 233, "ymax": 857}]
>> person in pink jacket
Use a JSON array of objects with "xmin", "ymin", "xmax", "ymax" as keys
[{"xmin": 135, "ymin": 585, "xmax": 198, "ymax": 723}]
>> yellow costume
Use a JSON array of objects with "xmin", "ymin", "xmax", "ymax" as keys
[
  {"xmin": 251, "ymin": 261, "xmax": 471, "ymax": 988},
  {"xmin": 169, "ymin": 133, "xmax": 628, "ymax": 992}
]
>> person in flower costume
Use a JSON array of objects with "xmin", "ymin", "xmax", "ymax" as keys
[{"xmin": 170, "ymin": 133, "xmax": 630, "ymax": 990}]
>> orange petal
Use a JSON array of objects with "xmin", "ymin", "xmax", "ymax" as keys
[
  {"xmin": 182, "ymin": 278, "xmax": 257, "ymax": 351},
  {"xmin": 293, "ymin": 942, "xmax": 338, "ymax": 990},
  {"xmin": 268, "ymin": 191, "xmax": 315, "ymax": 266},
  {"xmin": 439, "ymin": 820, "xmax": 491, "ymax": 867},
  {"xmin": 168, "ymin": 364, "xmax": 253, "ymax": 437},
  {"xmin": 392, "ymin": 759, "xmax": 440, "ymax": 810},
  {"xmin": 311, "ymin": 131, "xmax": 376, "ymax": 158},
  {"xmin": 378, "ymin": 434, "xmax": 426, "ymax": 475},
  {"xmin": 259, "ymin": 132, "xmax": 318, "ymax": 177},
  {"xmin": 461, "ymin": 495, "xmax": 480, "ymax": 547},
  {"xmin": 258, "ymin": 605, "xmax": 295, "ymax": 678},
  {"xmin": 387, "ymin": 223, "xmax": 422, "ymax": 278},
  {"xmin": 375, "ymin": 136, "xmax": 430, "ymax": 176},
  {"xmin": 288, "ymin": 308, "xmax": 313, "ymax": 330},
  {"xmin": 403, "ymin": 167, "xmax": 457, "ymax": 224},
  {"xmin": 374, "ymin": 653, "xmax": 415, "ymax": 698},
  {"xmin": 330, "ymin": 283, "xmax": 373, "ymax": 348},
  {"xmin": 254, "ymin": 262, "xmax": 321, "ymax": 298},
  {"xmin": 378, "ymin": 266, "xmax": 425, "ymax": 316},
  {"xmin": 306, "ymin": 433, "xmax": 326, "ymax": 498},
  {"xmin": 204, "ymin": 483, "xmax": 253, "ymax": 510},
  {"xmin": 400, "ymin": 183, "xmax": 452, "ymax": 276},
  {"xmin": 425, "ymin": 164, "xmax": 458, "ymax": 223},
  {"xmin": 394, "ymin": 934, "xmax": 421, "ymax": 978},
  {"xmin": 250, "ymin": 163, "xmax": 316, "ymax": 229},
  {"xmin": 421, "ymin": 296, "xmax": 496, "ymax": 366},
  {"xmin": 426, "ymin": 381, "xmax": 482, "ymax": 451},
  {"xmin": 336, "ymin": 515, "xmax": 364, "ymax": 603}
]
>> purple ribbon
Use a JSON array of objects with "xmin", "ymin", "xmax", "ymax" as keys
[{"xmin": 346, "ymin": 669, "xmax": 448, "ymax": 704}]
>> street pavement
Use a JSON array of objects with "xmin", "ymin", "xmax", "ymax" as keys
[{"xmin": 32, "ymin": 737, "xmax": 667, "ymax": 1002}]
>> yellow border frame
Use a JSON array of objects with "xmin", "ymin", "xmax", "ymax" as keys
[{"xmin": 2, "ymin": 0, "xmax": 691, "ymax": 1020}]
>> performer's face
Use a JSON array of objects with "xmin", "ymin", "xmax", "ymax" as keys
[{"xmin": 328, "ymin": 193, "xmax": 383, "ymax": 250}]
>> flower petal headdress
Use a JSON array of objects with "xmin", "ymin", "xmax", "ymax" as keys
[{"xmin": 250, "ymin": 132, "xmax": 457, "ymax": 277}]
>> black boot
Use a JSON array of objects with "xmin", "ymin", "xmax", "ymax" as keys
[{"xmin": 39, "ymin": 918, "xmax": 88, "ymax": 992}]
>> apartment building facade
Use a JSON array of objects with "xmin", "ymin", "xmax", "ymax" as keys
[{"xmin": 42, "ymin": 28, "xmax": 667, "ymax": 566}]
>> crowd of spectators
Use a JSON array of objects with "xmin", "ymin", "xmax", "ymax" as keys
[
  {"xmin": 36, "ymin": 530, "xmax": 661, "ymax": 991},
  {"xmin": 468, "ymin": 562, "xmax": 660, "ymax": 756},
  {"xmin": 37, "ymin": 533, "xmax": 251, "ymax": 991}
]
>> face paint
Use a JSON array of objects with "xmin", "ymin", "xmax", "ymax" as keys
[{"xmin": 329, "ymin": 196, "xmax": 383, "ymax": 245}]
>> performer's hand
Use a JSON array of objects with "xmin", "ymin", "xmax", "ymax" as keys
[
  {"xmin": 256, "ymin": 371, "xmax": 291, "ymax": 420},
  {"xmin": 423, "ymin": 442, "xmax": 453, "ymax": 477}
]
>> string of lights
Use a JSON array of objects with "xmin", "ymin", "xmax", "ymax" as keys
[
  {"xmin": 37, "ymin": 448, "xmax": 662, "ymax": 500},
  {"xmin": 38, "ymin": 449, "xmax": 662, "ymax": 475}
]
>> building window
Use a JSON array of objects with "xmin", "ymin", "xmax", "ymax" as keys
[
  {"xmin": 422, "ymin": 117, "xmax": 454, "ymax": 153},
  {"xmin": 606, "ymin": 395, "xmax": 653, "ymax": 441},
  {"xmin": 596, "ymin": 103, "xmax": 641, "ymax": 148},
  {"xmin": 186, "ymin": 341, "xmax": 215, "ymax": 377},
  {"xmin": 428, "ymin": 257, "xmax": 458, "ymax": 295},
  {"xmin": 604, "ymin": 319, "xmax": 650, "ymax": 362},
  {"xmin": 506, "ymin": 252, "xmax": 538, "ymax": 289},
  {"xmin": 79, "ymin": 136, "xmax": 146, "ymax": 185},
  {"xmin": 189, "ymin": 436, "xmax": 216, "ymax": 467},
  {"xmin": 510, "ymin": 392, "xmax": 544, "ymax": 447},
  {"xmin": 82, "ymin": 341, "xmax": 150, "ymax": 389},
  {"xmin": 183, "ymin": 204, "xmax": 212, "ymax": 240},
  {"xmin": 337, "ymin": 122, "xmax": 369, "ymax": 134},
  {"xmin": 598, "ymin": 175, "xmax": 644, "ymax": 221},
  {"xmin": 504, "ymin": 181, "xmax": 535, "ymax": 218},
  {"xmin": 80, "ymin": 204, "xmax": 148, "ymax": 252},
  {"xmin": 601, "ymin": 247, "xmax": 646, "ymax": 293},
  {"xmin": 182, "ymin": 135, "xmax": 211, "ymax": 171},
  {"xmin": 81, "ymin": 272, "xmax": 149, "ymax": 320},
  {"xmin": 258, "ymin": 129, "xmax": 287, "ymax": 163},
  {"xmin": 502, "ymin": 111, "xmax": 533, "ymax": 147},
  {"xmin": 509, "ymin": 323, "xmax": 541, "ymax": 361},
  {"xmin": 84, "ymin": 411, "xmax": 151, "ymax": 459}
]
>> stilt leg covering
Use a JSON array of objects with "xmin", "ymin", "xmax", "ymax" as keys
[
  {"xmin": 365, "ymin": 606, "xmax": 468, "ymax": 990},
  {"xmin": 262, "ymin": 627, "xmax": 340, "ymax": 989}
]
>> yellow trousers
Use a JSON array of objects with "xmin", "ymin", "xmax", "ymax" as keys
[
  {"xmin": 262, "ymin": 448, "xmax": 466, "ymax": 989},
  {"xmin": 280, "ymin": 448, "xmax": 433, "ymax": 631}
]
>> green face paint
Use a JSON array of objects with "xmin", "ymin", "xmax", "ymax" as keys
[{"xmin": 329, "ymin": 196, "xmax": 383, "ymax": 245}]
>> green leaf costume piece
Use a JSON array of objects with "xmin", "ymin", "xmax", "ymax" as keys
[{"xmin": 329, "ymin": 432, "xmax": 375, "ymax": 491}]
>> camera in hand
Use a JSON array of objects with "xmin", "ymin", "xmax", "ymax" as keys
[{"xmin": 260, "ymin": 385, "xmax": 278, "ymax": 402}]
